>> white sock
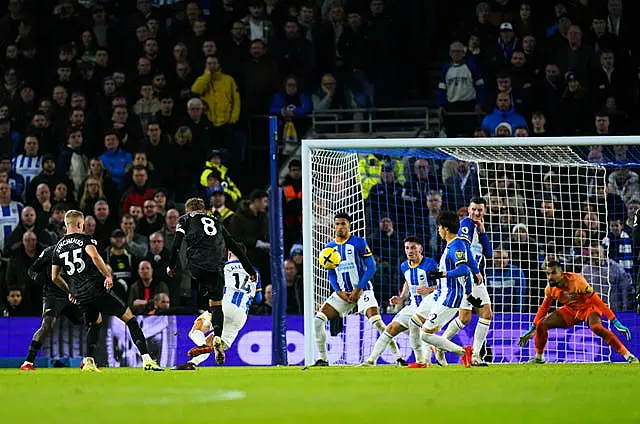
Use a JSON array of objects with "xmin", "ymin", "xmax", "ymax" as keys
[
  {"xmin": 424, "ymin": 343, "xmax": 433, "ymax": 363},
  {"xmin": 422, "ymin": 332, "xmax": 464, "ymax": 356},
  {"xmin": 442, "ymin": 317, "xmax": 466, "ymax": 340},
  {"xmin": 141, "ymin": 354, "xmax": 152, "ymax": 362},
  {"xmin": 368, "ymin": 331, "xmax": 393, "ymax": 363},
  {"xmin": 409, "ymin": 317, "xmax": 426, "ymax": 364},
  {"xmin": 473, "ymin": 318, "xmax": 491, "ymax": 358},
  {"xmin": 189, "ymin": 330, "xmax": 206, "ymax": 346},
  {"xmin": 370, "ymin": 315, "xmax": 402, "ymax": 360},
  {"xmin": 189, "ymin": 353, "xmax": 210, "ymax": 366},
  {"xmin": 314, "ymin": 313, "xmax": 328, "ymax": 361},
  {"xmin": 535, "ymin": 352, "xmax": 544, "ymax": 360}
]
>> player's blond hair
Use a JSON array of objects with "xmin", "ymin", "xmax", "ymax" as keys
[
  {"xmin": 185, "ymin": 197, "xmax": 206, "ymax": 213},
  {"xmin": 64, "ymin": 209, "xmax": 85, "ymax": 229}
]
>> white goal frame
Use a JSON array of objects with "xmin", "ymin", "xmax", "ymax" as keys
[{"xmin": 301, "ymin": 136, "xmax": 640, "ymax": 366}]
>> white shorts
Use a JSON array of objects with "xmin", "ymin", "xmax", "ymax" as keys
[
  {"xmin": 421, "ymin": 302, "xmax": 459, "ymax": 332},
  {"xmin": 414, "ymin": 293, "xmax": 437, "ymax": 318},
  {"xmin": 221, "ymin": 302, "xmax": 247, "ymax": 350},
  {"xmin": 324, "ymin": 289, "xmax": 379, "ymax": 317},
  {"xmin": 392, "ymin": 304, "xmax": 417, "ymax": 328},
  {"xmin": 459, "ymin": 283, "xmax": 492, "ymax": 310}
]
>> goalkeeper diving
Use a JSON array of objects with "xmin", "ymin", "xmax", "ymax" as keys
[{"xmin": 519, "ymin": 261, "xmax": 637, "ymax": 363}]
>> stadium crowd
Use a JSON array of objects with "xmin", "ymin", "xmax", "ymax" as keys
[{"xmin": 1, "ymin": 0, "xmax": 640, "ymax": 318}]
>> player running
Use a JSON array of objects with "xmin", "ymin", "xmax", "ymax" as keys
[
  {"xmin": 519, "ymin": 261, "xmax": 637, "ymax": 363},
  {"xmin": 20, "ymin": 245, "xmax": 84, "ymax": 370},
  {"xmin": 438, "ymin": 197, "xmax": 493, "ymax": 366},
  {"xmin": 358, "ymin": 236, "xmax": 437, "ymax": 367},
  {"xmin": 51, "ymin": 210, "xmax": 163, "ymax": 372},
  {"xmin": 174, "ymin": 248, "xmax": 262, "ymax": 369},
  {"xmin": 407, "ymin": 211, "xmax": 482, "ymax": 368},
  {"xmin": 312, "ymin": 212, "xmax": 406, "ymax": 366},
  {"xmin": 167, "ymin": 197, "xmax": 256, "ymax": 366}
]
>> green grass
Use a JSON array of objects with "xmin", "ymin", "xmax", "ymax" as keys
[{"xmin": 1, "ymin": 364, "xmax": 638, "ymax": 424}]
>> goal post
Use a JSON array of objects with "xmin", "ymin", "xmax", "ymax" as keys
[{"xmin": 302, "ymin": 136, "xmax": 638, "ymax": 366}]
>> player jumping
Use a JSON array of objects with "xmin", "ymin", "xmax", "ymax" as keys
[
  {"xmin": 51, "ymin": 210, "xmax": 163, "ymax": 371},
  {"xmin": 20, "ymin": 245, "xmax": 84, "ymax": 370},
  {"xmin": 167, "ymin": 197, "xmax": 256, "ymax": 366},
  {"xmin": 408, "ymin": 211, "xmax": 482, "ymax": 368},
  {"xmin": 175, "ymin": 248, "xmax": 262, "ymax": 369},
  {"xmin": 312, "ymin": 212, "xmax": 406, "ymax": 366},
  {"xmin": 519, "ymin": 260, "xmax": 637, "ymax": 363},
  {"xmin": 359, "ymin": 236, "xmax": 437, "ymax": 367},
  {"xmin": 438, "ymin": 197, "xmax": 493, "ymax": 366}
]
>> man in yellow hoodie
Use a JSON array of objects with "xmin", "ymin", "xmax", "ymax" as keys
[{"xmin": 191, "ymin": 56, "xmax": 241, "ymax": 128}]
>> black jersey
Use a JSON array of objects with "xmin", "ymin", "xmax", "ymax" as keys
[
  {"xmin": 28, "ymin": 245, "xmax": 67, "ymax": 300},
  {"xmin": 52, "ymin": 233, "xmax": 105, "ymax": 301}
]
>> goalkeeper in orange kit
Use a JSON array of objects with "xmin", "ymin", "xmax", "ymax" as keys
[{"xmin": 519, "ymin": 261, "xmax": 638, "ymax": 363}]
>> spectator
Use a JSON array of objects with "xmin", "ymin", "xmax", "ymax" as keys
[
  {"xmin": 99, "ymin": 131, "xmax": 132, "ymax": 189},
  {"xmin": 2, "ymin": 288, "xmax": 29, "ymax": 317},
  {"xmin": 169, "ymin": 126, "xmax": 200, "ymax": 203},
  {"xmin": 438, "ymin": 41, "xmax": 484, "ymax": 137},
  {"xmin": 120, "ymin": 214, "xmax": 148, "ymax": 258},
  {"xmin": 602, "ymin": 219, "xmax": 633, "ymax": 275},
  {"xmin": 470, "ymin": 3, "xmax": 497, "ymax": 48},
  {"xmin": 104, "ymin": 229, "xmax": 139, "ymax": 302},
  {"xmin": 242, "ymin": 0, "xmax": 275, "ymax": 45},
  {"xmin": 210, "ymin": 187, "xmax": 234, "ymax": 223},
  {"xmin": 282, "ymin": 159, "xmax": 302, "ymax": 250},
  {"xmin": 255, "ymin": 284, "xmax": 273, "ymax": 315},
  {"xmin": 367, "ymin": 216, "xmax": 402, "ymax": 300},
  {"xmin": 147, "ymin": 293, "xmax": 171, "ymax": 315},
  {"xmin": 554, "ymin": 25, "xmax": 593, "ymax": 84},
  {"xmin": 56, "ymin": 128, "xmax": 88, "ymax": 198},
  {"xmin": 137, "ymin": 199, "xmax": 164, "ymax": 239},
  {"xmin": 78, "ymin": 177, "xmax": 106, "ymax": 217},
  {"xmin": 120, "ymin": 166, "xmax": 155, "ymax": 216},
  {"xmin": 486, "ymin": 22, "xmax": 519, "ymax": 77},
  {"xmin": 608, "ymin": 167, "xmax": 639, "ymax": 204},
  {"xmin": 5, "ymin": 206, "xmax": 53, "ymax": 249},
  {"xmin": 535, "ymin": 63, "xmax": 563, "ymax": 127},
  {"xmin": 312, "ymin": 73, "xmax": 368, "ymax": 128},
  {"xmin": 284, "ymin": 259, "xmax": 302, "ymax": 314},
  {"xmin": 128, "ymin": 260, "xmax": 169, "ymax": 315},
  {"xmin": 425, "ymin": 190, "xmax": 443, "ymax": 259},
  {"xmin": 85, "ymin": 158, "xmax": 119, "ymax": 213},
  {"xmin": 141, "ymin": 122, "xmax": 172, "ymax": 188},
  {"xmin": 481, "ymin": 91, "xmax": 527, "ymax": 135},
  {"xmin": 133, "ymin": 80, "xmax": 161, "ymax": 131},
  {"xmin": 269, "ymin": 75, "xmax": 313, "ymax": 139},
  {"xmin": 591, "ymin": 49, "xmax": 631, "ymax": 114},
  {"xmin": 11, "ymin": 134, "xmax": 42, "ymax": 197},
  {"xmin": 566, "ymin": 229, "xmax": 590, "ymax": 267},
  {"xmin": 582, "ymin": 242, "xmax": 634, "ymax": 312},
  {"xmin": 367, "ymin": 165, "xmax": 405, "ymax": 229},
  {"xmin": 199, "ymin": 149, "xmax": 242, "ymax": 204},
  {"xmin": 485, "ymin": 246, "xmax": 526, "ymax": 313},
  {"xmin": 0, "ymin": 181, "xmax": 22, "ymax": 248},
  {"xmin": 239, "ymin": 39, "xmax": 280, "ymax": 116},
  {"xmin": 274, "ymin": 21, "xmax": 314, "ymax": 87},
  {"xmin": 0, "ymin": 153, "xmax": 24, "ymax": 201},
  {"xmin": 5, "ymin": 231, "xmax": 42, "ymax": 314},
  {"xmin": 529, "ymin": 110, "xmax": 550, "ymax": 136},
  {"xmin": 92, "ymin": 200, "xmax": 117, "ymax": 249}
]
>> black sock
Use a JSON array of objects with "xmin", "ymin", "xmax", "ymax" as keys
[
  {"xmin": 210, "ymin": 304, "xmax": 224, "ymax": 337},
  {"xmin": 126, "ymin": 319, "xmax": 149, "ymax": 355},
  {"xmin": 25, "ymin": 340, "xmax": 42, "ymax": 363},
  {"xmin": 86, "ymin": 323, "xmax": 102, "ymax": 358}
]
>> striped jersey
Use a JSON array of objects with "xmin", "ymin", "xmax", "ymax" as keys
[
  {"xmin": 326, "ymin": 236, "xmax": 374, "ymax": 292},
  {"xmin": 222, "ymin": 260, "xmax": 261, "ymax": 314},
  {"xmin": 12, "ymin": 155, "xmax": 42, "ymax": 194},
  {"xmin": 458, "ymin": 217, "xmax": 493, "ymax": 275},
  {"xmin": 0, "ymin": 201, "xmax": 23, "ymax": 248},
  {"xmin": 434, "ymin": 237, "xmax": 472, "ymax": 308},
  {"xmin": 400, "ymin": 256, "xmax": 438, "ymax": 307}
]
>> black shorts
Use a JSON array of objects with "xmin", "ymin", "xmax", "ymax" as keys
[
  {"xmin": 43, "ymin": 295, "xmax": 84, "ymax": 325},
  {"xmin": 80, "ymin": 291, "xmax": 128, "ymax": 323},
  {"xmin": 191, "ymin": 267, "xmax": 224, "ymax": 301}
]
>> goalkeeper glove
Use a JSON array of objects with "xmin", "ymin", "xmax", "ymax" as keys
[
  {"xmin": 426, "ymin": 270, "xmax": 445, "ymax": 281},
  {"xmin": 466, "ymin": 294, "xmax": 483, "ymax": 308},
  {"xmin": 518, "ymin": 323, "xmax": 536, "ymax": 347},
  {"xmin": 612, "ymin": 318, "xmax": 632, "ymax": 341}
]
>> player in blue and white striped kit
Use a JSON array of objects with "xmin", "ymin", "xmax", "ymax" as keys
[
  {"xmin": 439, "ymin": 197, "xmax": 493, "ymax": 366},
  {"xmin": 408, "ymin": 211, "xmax": 483, "ymax": 368},
  {"xmin": 359, "ymin": 236, "xmax": 438, "ymax": 366},
  {"xmin": 312, "ymin": 212, "xmax": 405, "ymax": 366}
]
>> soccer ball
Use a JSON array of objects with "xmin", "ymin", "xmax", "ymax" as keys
[{"xmin": 318, "ymin": 247, "xmax": 341, "ymax": 270}]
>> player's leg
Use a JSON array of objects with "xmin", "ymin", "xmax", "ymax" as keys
[
  {"xmin": 529, "ymin": 310, "xmax": 570, "ymax": 363},
  {"xmin": 81, "ymin": 305, "xmax": 102, "ymax": 372},
  {"xmin": 220, "ymin": 303, "xmax": 245, "ymax": 351},
  {"xmin": 204, "ymin": 271, "xmax": 226, "ymax": 365},
  {"xmin": 312, "ymin": 299, "xmax": 341, "ymax": 366},
  {"xmin": 586, "ymin": 312, "xmax": 637, "ymax": 362},
  {"xmin": 361, "ymin": 291, "xmax": 405, "ymax": 364},
  {"xmin": 22, "ymin": 308, "xmax": 58, "ymax": 370},
  {"xmin": 441, "ymin": 308, "xmax": 471, "ymax": 340},
  {"xmin": 421, "ymin": 305, "xmax": 473, "ymax": 367},
  {"xmin": 362, "ymin": 320, "xmax": 407, "ymax": 366},
  {"xmin": 472, "ymin": 303, "xmax": 492, "ymax": 365}
]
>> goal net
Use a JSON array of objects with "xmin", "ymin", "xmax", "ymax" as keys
[{"xmin": 303, "ymin": 139, "xmax": 618, "ymax": 365}]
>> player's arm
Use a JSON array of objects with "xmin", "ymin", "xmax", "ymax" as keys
[
  {"xmin": 51, "ymin": 264, "xmax": 71, "ymax": 295},
  {"xmin": 350, "ymin": 243, "xmax": 376, "ymax": 301},
  {"xmin": 253, "ymin": 269, "xmax": 263, "ymax": 304},
  {"xmin": 519, "ymin": 290, "xmax": 553, "ymax": 346},
  {"xmin": 391, "ymin": 282, "xmax": 409, "ymax": 305},
  {"xmin": 221, "ymin": 225, "xmax": 257, "ymax": 279},
  {"xmin": 28, "ymin": 249, "xmax": 50, "ymax": 280},
  {"xmin": 583, "ymin": 286, "xmax": 631, "ymax": 339},
  {"xmin": 85, "ymin": 244, "xmax": 113, "ymax": 289}
]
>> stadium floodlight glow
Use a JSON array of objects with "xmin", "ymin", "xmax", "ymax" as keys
[{"xmin": 301, "ymin": 136, "xmax": 632, "ymax": 366}]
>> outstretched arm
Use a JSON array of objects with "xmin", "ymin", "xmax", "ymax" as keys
[{"xmin": 533, "ymin": 296, "xmax": 553, "ymax": 325}]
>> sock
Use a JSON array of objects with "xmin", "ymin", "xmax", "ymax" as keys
[
  {"xmin": 189, "ymin": 353, "xmax": 210, "ymax": 366},
  {"xmin": 422, "ymin": 332, "xmax": 464, "ymax": 356},
  {"xmin": 314, "ymin": 313, "xmax": 328, "ymax": 361},
  {"xmin": 473, "ymin": 318, "xmax": 491, "ymax": 358},
  {"xmin": 534, "ymin": 322, "xmax": 548, "ymax": 355},
  {"xmin": 141, "ymin": 353, "xmax": 152, "ymax": 362},
  {"xmin": 126, "ymin": 318, "xmax": 149, "ymax": 356},
  {"xmin": 368, "ymin": 331, "xmax": 393, "ymax": 363},
  {"xmin": 442, "ymin": 317, "xmax": 466, "ymax": 340},
  {"xmin": 590, "ymin": 323, "xmax": 629, "ymax": 356},
  {"xmin": 370, "ymin": 315, "xmax": 402, "ymax": 360},
  {"xmin": 189, "ymin": 330, "xmax": 206, "ymax": 346},
  {"xmin": 210, "ymin": 304, "xmax": 224, "ymax": 337},
  {"xmin": 409, "ymin": 317, "xmax": 426, "ymax": 364},
  {"xmin": 86, "ymin": 323, "xmax": 102, "ymax": 358},
  {"xmin": 424, "ymin": 343, "xmax": 433, "ymax": 363},
  {"xmin": 25, "ymin": 340, "xmax": 43, "ymax": 363}
]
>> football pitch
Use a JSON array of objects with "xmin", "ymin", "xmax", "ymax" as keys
[{"xmin": 1, "ymin": 364, "xmax": 638, "ymax": 424}]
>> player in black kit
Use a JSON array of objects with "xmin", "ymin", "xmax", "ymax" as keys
[
  {"xmin": 20, "ymin": 244, "xmax": 84, "ymax": 370},
  {"xmin": 51, "ymin": 210, "xmax": 163, "ymax": 372},
  {"xmin": 167, "ymin": 197, "xmax": 256, "ymax": 365}
]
